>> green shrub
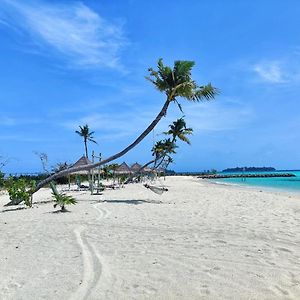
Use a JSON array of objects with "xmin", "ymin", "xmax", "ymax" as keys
[
  {"xmin": 50, "ymin": 181, "xmax": 77, "ymax": 212},
  {"xmin": 0, "ymin": 172, "xmax": 4, "ymax": 187},
  {"xmin": 5, "ymin": 177, "xmax": 36, "ymax": 207}
]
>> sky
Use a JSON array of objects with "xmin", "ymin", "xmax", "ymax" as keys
[{"xmin": 0, "ymin": 0, "xmax": 300, "ymax": 174}]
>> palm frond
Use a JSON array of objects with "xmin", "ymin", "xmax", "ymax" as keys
[
  {"xmin": 178, "ymin": 134, "xmax": 191, "ymax": 145},
  {"xmin": 147, "ymin": 59, "xmax": 218, "ymax": 109},
  {"xmin": 192, "ymin": 83, "xmax": 219, "ymax": 101},
  {"xmin": 52, "ymin": 192, "xmax": 77, "ymax": 206},
  {"xmin": 163, "ymin": 117, "xmax": 193, "ymax": 145}
]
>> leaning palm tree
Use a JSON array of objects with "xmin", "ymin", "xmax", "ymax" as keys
[
  {"xmin": 75, "ymin": 124, "xmax": 97, "ymax": 158},
  {"xmin": 31, "ymin": 59, "xmax": 218, "ymax": 195},
  {"xmin": 134, "ymin": 138, "xmax": 178, "ymax": 176},
  {"xmin": 152, "ymin": 138, "xmax": 177, "ymax": 168},
  {"xmin": 144, "ymin": 118, "xmax": 193, "ymax": 171},
  {"xmin": 164, "ymin": 117, "xmax": 193, "ymax": 144}
]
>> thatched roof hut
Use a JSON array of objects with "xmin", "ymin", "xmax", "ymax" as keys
[
  {"xmin": 131, "ymin": 162, "xmax": 142, "ymax": 173},
  {"xmin": 69, "ymin": 156, "xmax": 92, "ymax": 175},
  {"xmin": 114, "ymin": 162, "xmax": 132, "ymax": 175}
]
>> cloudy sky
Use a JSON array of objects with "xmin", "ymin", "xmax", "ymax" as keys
[{"xmin": 0, "ymin": 0, "xmax": 300, "ymax": 173}]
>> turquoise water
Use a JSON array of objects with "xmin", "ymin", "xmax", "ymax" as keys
[{"xmin": 213, "ymin": 170, "xmax": 300, "ymax": 193}]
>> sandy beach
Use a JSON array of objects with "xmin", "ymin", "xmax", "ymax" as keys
[{"xmin": 0, "ymin": 176, "xmax": 300, "ymax": 299}]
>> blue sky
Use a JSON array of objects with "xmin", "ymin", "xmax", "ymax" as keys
[{"xmin": 0, "ymin": 0, "xmax": 300, "ymax": 173}]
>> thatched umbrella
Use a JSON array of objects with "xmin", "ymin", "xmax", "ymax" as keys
[
  {"xmin": 131, "ymin": 162, "xmax": 142, "ymax": 173},
  {"xmin": 70, "ymin": 156, "xmax": 93, "ymax": 175},
  {"xmin": 64, "ymin": 156, "xmax": 93, "ymax": 190},
  {"xmin": 114, "ymin": 162, "xmax": 132, "ymax": 175}
]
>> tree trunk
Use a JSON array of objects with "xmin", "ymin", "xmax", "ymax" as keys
[
  {"xmin": 84, "ymin": 139, "xmax": 88, "ymax": 158},
  {"xmin": 34, "ymin": 99, "xmax": 171, "ymax": 193}
]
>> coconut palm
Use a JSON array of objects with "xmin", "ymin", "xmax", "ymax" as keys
[
  {"xmin": 130, "ymin": 118, "xmax": 192, "ymax": 178},
  {"xmin": 152, "ymin": 139, "xmax": 177, "ymax": 168},
  {"xmin": 152, "ymin": 139, "xmax": 177, "ymax": 160},
  {"xmin": 164, "ymin": 117, "xmax": 193, "ymax": 144},
  {"xmin": 75, "ymin": 124, "xmax": 97, "ymax": 158},
  {"xmin": 33, "ymin": 59, "xmax": 218, "ymax": 194},
  {"xmin": 136, "ymin": 139, "xmax": 177, "ymax": 174}
]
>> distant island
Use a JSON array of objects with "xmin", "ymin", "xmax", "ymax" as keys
[{"xmin": 222, "ymin": 167, "xmax": 276, "ymax": 173}]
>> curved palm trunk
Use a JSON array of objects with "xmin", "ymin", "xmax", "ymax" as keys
[{"xmin": 34, "ymin": 99, "xmax": 171, "ymax": 193}]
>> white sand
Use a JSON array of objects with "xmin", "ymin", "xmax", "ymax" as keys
[{"xmin": 0, "ymin": 176, "xmax": 300, "ymax": 299}]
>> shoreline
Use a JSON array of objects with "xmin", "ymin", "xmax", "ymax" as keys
[{"xmin": 204, "ymin": 177, "xmax": 300, "ymax": 196}]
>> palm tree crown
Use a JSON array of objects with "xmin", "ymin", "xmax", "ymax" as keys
[
  {"xmin": 75, "ymin": 124, "xmax": 97, "ymax": 158},
  {"xmin": 164, "ymin": 117, "xmax": 193, "ymax": 145},
  {"xmin": 152, "ymin": 139, "xmax": 177, "ymax": 159},
  {"xmin": 146, "ymin": 59, "xmax": 218, "ymax": 105}
]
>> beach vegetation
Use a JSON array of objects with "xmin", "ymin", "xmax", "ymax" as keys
[
  {"xmin": 135, "ymin": 117, "xmax": 192, "ymax": 175},
  {"xmin": 0, "ymin": 171, "xmax": 4, "ymax": 187},
  {"xmin": 144, "ymin": 117, "xmax": 193, "ymax": 171},
  {"xmin": 50, "ymin": 181, "xmax": 77, "ymax": 212},
  {"xmin": 5, "ymin": 177, "xmax": 36, "ymax": 207},
  {"xmin": 75, "ymin": 124, "xmax": 97, "ymax": 158}
]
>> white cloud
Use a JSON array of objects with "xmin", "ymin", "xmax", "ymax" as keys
[
  {"xmin": 252, "ymin": 61, "xmax": 286, "ymax": 83},
  {"xmin": 0, "ymin": 0, "xmax": 127, "ymax": 69}
]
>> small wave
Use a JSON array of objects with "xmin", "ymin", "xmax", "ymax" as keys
[{"xmin": 208, "ymin": 180, "xmax": 244, "ymax": 187}]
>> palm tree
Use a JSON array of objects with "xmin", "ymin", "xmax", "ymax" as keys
[
  {"xmin": 152, "ymin": 139, "xmax": 177, "ymax": 160},
  {"xmin": 75, "ymin": 124, "xmax": 97, "ymax": 158},
  {"xmin": 135, "ymin": 138, "xmax": 177, "ymax": 174},
  {"xmin": 152, "ymin": 138, "xmax": 177, "ymax": 168},
  {"xmin": 164, "ymin": 117, "xmax": 193, "ymax": 144},
  {"xmin": 130, "ymin": 118, "xmax": 193, "ymax": 178},
  {"xmin": 33, "ymin": 59, "xmax": 218, "ymax": 193}
]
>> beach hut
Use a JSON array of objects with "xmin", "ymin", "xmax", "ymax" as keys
[
  {"xmin": 131, "ymin": 162, "xmax": 142, "ymax": 173},
  {"xmin": 70, "ymin": 156, "xmax": 92, "ymax": 175},
  {"xmin": 114, "ymin": 162, "xmax": 132, "ymax": 186},
  {"xmin": 66, "ymin": 156, "xmax": 93, "ymax": 190},
  {"xmin": 114, "ymin": 162, "xmax": 132, "ymax": 175}
]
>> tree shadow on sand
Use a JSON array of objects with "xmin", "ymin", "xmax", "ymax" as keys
[
  {"xmin": 1, "ymin": 206, "xmax": 28, "ymax": 213},
  {"xmin": 102, "ymin": 199, "xmax": 162, "ymax": 205},
  {"xmin": 51, "ymin": 209, "xmax": 71, "ymax": 214}
]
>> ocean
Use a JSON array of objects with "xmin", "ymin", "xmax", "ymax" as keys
[{"xmin": 212, "ymin": 170, "xmax": 300, "ymax": 193}]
